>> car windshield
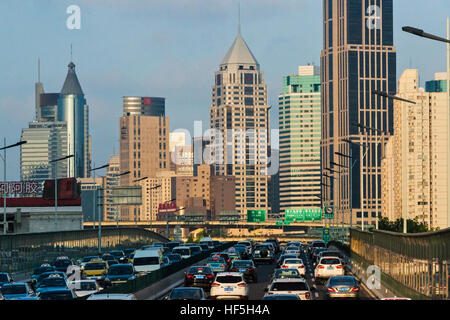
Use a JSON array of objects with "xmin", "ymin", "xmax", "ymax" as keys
[
  {"xmin": 329, "ymin": 277, "xmax": 357, "ymax": 286},
  {"xmin": 110, "ymin": 251, "xmax": 124, "ymax": 258},
  {"xmin": 284, "ymin": 259, "xmax": 302, "ymax": 264},
  {"xmin": 271, "ymin": 282, "xmax": 308, "ymax": 291},
  {"xmin": 206, "ymin": 257, "xmax": 225, "ymax": 264},
  {"xmin": 82, "ymin": 257, "xmax": 98, "ymax": 263},
  {"xmin": 54, "ymin": 260, "xmax": 71, "ymax": 267},
  {"xmin": 275, "ymin": 269, "xmax": 301, "ymax": 278},
  {"xmin": 40, "ymin": 278, "xmax": 67, "ymax": 288},
  {"xmin": 255, "ymin": 245, "xmax": 270, "ymax": 251},
  {"xmin": 232, "ymin": 261, "xmax": 253, "ymax": 268},
  {"xmin": 188, "ymin": 267, "xmax": 212, "ymax": 274},
  {"xmin": 1, "ymin": 285, "xmax": 27, "ymax": 294},
  {"xmin": 39, "ymin": 291, "xmax": 73, "ymax": 300},
  {"xmin": 74, "ymin": 281, "xmax": 97, "ymax": 291},
  {"xmin": 133, "ymin": 257, "xmax": 160, "ymax": 266},
  {"xmin": 108, "ymin": 265, "xmax": 133, "ymax": 275},
  {"xmin": 216, "ymin": 276, "xmax": 242, "ymax": 283},
  {"xmin": 85, "ymin": 262, "xmax": 107, "ymax": 270},
  {"xmin": 322, "ymin": 252, "xmax": 342, "ymax": 258},
  {"xmin": 173, "ymin": 249, "xmax": 190, "ymax": 256},
  {"xmin": 0, "ymin": 274, "xmax": 9, "ymax": 282},
  {"xmin": 321, "ymin": 258, "xmax": 341, "ymax": 265},
  {"xmin": 124, "ymin": 249, "xmax": 135, "ymax": 255},
  {"xmin": 170, "ymin": 289, "xmax": 202, "ymax": 299}
]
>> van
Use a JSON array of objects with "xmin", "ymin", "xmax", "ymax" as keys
[
  {"xmin": 172, "ymin": 246, "xmax": 193, "ymax": 259},
  {"xmin": 199, "ymin": 237, "xmax": 214, "ymax": 250},
  {"xmin": 132, "ymin": 249, "xmax": 163, "ymax": 273}
]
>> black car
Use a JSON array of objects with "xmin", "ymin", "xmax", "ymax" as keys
[
  {"xmin": 53, "ymin": 258, "xmax": 73, "ymax": 273},
  {"xmin": 212, "ymin": 240, "xmax": 221, "ymax": 247},
  {"xmin": 108, "ymin": 250, "xmax": 127, "ymax": 263},
  {"xmin": 0, "ymin": 272, "xmax": 13, "ymax": 288},
  {"xmin": 265, "ymin": 239, "xmax": 281, "ymax": 254},
  {"xmin": 198, "ymin": 244, "xmax": 210, "ymax": 252},
  {"xmin": 233, "ymin": 245, "xmax": 251, "ymax": 260},
  {"xmin": 105, "ymin": 259, "xmax": 120, "ymax": 268},
  {"xmin": 184, "ymin": 266, "xmax": 215, "ymax": 290},
  {"xmin": 270, "ymin": 268, "xmax": 303, "ymax": 283},
  {"xmin": 276, "ymin": 254, "xmax": 298, "ymax": 268},
  {"xmin": 309, "ymin": 240, "xmax": 327, "ymax": 257},
  {"xmin": 189, "ymin": 246, "xmax": 202, "ymax": 255},
  {"xmin": 312, "ymin": 248, "xmax": 329, "ymax": 264},
  {"xmin": 166, "ymin": 287, "xmax": 206, "ymax": 300},
  {"xmin": 229, "ymin": 260, "xmax": 257, "ymax": 283},
  {"xmin": 166, "ymin": 241, "xmax": 182, "ymax": 250}
]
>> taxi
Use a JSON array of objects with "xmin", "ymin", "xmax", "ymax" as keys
[{"xmin": 83, "ymin": 260, "xmax": 108, "ymax": 281}]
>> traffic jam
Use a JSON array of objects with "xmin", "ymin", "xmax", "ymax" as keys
[{"xmin": 0, "ymin": 238, "xmax": 370, "ymax": 300}]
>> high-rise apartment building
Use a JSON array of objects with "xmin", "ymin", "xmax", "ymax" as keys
[
  {"xmin": 119, "ymin": 97, "xmax": 169, "ymax": 221},
  {"xmin": 104, "ymin": 154, "xmax": 120, "ymax": 221},
  {"xmin": 209, "ymin": 28, "xmax": 271, "ymax": 219},
  {"xmin": 321, "ymin": 0, "xmax": 396, "ymax": 227},
  {"xmin": 279, "ymin": 65, "xmax": 321, "ymax": 213},
  {"xmin": 381, "ymin": 69, "xmax": 448, "ymax": 230}
]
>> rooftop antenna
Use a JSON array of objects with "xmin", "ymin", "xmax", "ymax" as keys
[
  {"xmin": 238, "ymin": 3, "xmax": 241, "ymax": 34},
  {"xmin": 70, "ymin": 43, "xmax": 73, "ymax": 62},
  {"xmin": 38, "ymin": 57, "xmax": 40, "ymax": 82}
]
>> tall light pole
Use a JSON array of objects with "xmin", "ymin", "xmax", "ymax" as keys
[
  {"xmin": 0, "ymin": 140, "xmax": 27, "ymax": 234},
  {"xmin": 335, "ymin": 152, "xmax": 353, "ymax": 229},
  {"xmin": 402, "ymin": 21, "xmax": 450, "ymax": 230},
  {"xmin": 49, "ymin": 154, "xmax": 73, "ymax": 231},
  {"xmin": 373, "ymin": 91, "xmax": 416, "ymax": 233},
  {"xmin": 89, "ymin": 163, "xmax": 109, "ymax": 253}
]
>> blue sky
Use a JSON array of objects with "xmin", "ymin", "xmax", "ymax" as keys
[{"xmin": 1, "ymin": 0, "xmax": 449, "ymax": 180}]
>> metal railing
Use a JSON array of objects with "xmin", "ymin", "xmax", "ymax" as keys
[
  {"xmin": 0, "ymin": 228, "xmax": 168, "ymax": 275},
  {"xmin": 350, "ymin": 228, "xmax": 450, "ymax": 299}
]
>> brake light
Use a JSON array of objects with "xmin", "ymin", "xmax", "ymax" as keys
[
  {"xmin": 317, "ymin": 265, "xmax": 324, "ymax": 269},
  {"xmin": 327, "ymin": 287, "xmax": 337, "ymax": 292},
  {"xmin": 206, "ymin": 274, "xmax": 214, "ymax": 278},
  {"xmin": 305, "ymin": 292, "xmax": 310, "ymax": 299},
  {"xmin": 237, "ymin": 282, "xmax": 246, "ymax": 287},
  {"xmin": 281, "ymin": 265, "xmax": 288, "ymax": 269},
  {"xmin": 350, "ymin": 287, "xmax": 359, "ymax": 292},
  {"xmin": 212, "ymin": 282, "xmax": 220, "ymax": 287},
  {"xmin": 220, "ymin": 265, "xmax": 225, "ymax": 268},
  {"xmin": 336, "ymin": 265, "xmax": 344, "ymax": 269},
  {"xmin": 298, "ymin": 265, "xmax": 304, "ymax": 269},
  {"xmin": 186, "ymin": 274, "xmax": 193, "ymax": 278}
]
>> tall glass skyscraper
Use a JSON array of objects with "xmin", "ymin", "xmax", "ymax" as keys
[
  {"xmin": 321, "ymin": 0, "xmax": 396, "ymax": 227},
  {"xmin": 57, "ymin": 62, "xmax": 90, "ymax": 178}
]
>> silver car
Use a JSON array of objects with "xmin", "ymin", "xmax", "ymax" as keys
[{"xmin": 325, "ymin": 276, "xmax": 360, "ymax": 299}]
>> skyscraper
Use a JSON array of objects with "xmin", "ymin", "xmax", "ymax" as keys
[
  {"xmin": 279, "ymin": 65, "xmax": 321, "ymax": 213},
  {"xmin": 321, "ymin": 0, "xmax": 396, "ymax": 227},
  {"xmin": 57, "ymin": 62, "xmax": 91, "ymax": 178},
  {"xmin": 209, "ymin": 26, "xmax": 271, "ymax": 219}
]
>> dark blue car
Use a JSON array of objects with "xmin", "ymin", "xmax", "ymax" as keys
[
  {"xmin": 35, "ymin": 275, "xmax": 69, "ymax": 294},
  {"xmin": 0, "ymin": 283, "xmax": 36, "ymax": 300},
  {"xmin": 104, "ymin": 264, "xmax": 135, "ymax": 285},
  {"xmin": 0, "ymin": 272, "xmax": 13, "ymax": 288}
]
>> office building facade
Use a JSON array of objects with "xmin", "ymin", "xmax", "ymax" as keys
[{"xmin": 321, "ymin": 0, "xmax": 396, "ymax": 227}]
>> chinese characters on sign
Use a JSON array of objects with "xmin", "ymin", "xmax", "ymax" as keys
[{"xmin": 0, "ymin": 181, "xmax": 39, "ymax": 196}]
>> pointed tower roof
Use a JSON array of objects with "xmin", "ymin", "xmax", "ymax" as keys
[
  {"xmin": 61, "ymin": 62, "xmax": 84, "ymax": 95},
  {"xmin": 220, "ymin": 31, "xmax": 259, "ymax": 66}
]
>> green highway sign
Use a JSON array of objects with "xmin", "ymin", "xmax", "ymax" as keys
[
  {"xmin": 324, "ymin": 206, "xmax": 334, "ymax": 219},
  {"xmin": 322, "ymin": 227, "xmax": 330, "ymax": 243},
  {"xmin": 247, "ymin": 210, "xmax": 266, "ymax": 223},
  {"xmin": 284, "ymin": 208, "xmax": 322, "ymax": 222}
]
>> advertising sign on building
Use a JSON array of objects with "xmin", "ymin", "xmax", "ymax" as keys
[{"xmin": 0, "ymin": 181, "xmax": 39, "ymax": 196}]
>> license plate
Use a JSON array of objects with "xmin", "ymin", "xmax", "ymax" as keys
[
  {"xmin": 328, "ymin": 266, "xmax": 334, "ymax": 270},
  {"xmin": 239, "ymin": 269, "xmax": 247, "ymax": 272},
  {"xmin": 339, "ymin": 288, "xmax": 348, "ymax": 292},
  {"xmin": 224, "ymin": 287, "xmax": 234, "ymax": 292},
  {"xmin": 195, "ymin": 275, "xmax": 205, "ymax": 279}
]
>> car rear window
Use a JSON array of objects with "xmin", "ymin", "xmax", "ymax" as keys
[
  {"xmin": 133, "ymin": 257, "xmax": 160, "ymax": 266},
  {"xmin": 275, "ymin": 269, "xmax": 301, "ymax": 278},
  {"xmin": 84, "ymin": 262, "xmax": 107, "ymax": 270},
  {"xmin": 284, "ymin": 259, "xmax": 302, "ymax": 264},
  {"xmin": 216, "ymin": 276, "xmax": 243, "ymax": 283},
  {"xmin": 321, "ymin": 258, "xmax": 341, "ymax": 265},
  {"xmin": 232, "ymin": 261, "xmax": 253, "ymax": 267},
  {"xmin": 271, "ymin": 282, "xmax": 308, "ymax": 291},
  {"xmin": 329, "ymin": 277, "xmax": 356, "ymax": 286},
  {"xmin": 1, "ymin": 285, "xmax": 27, "ymax": 294},
  {"xmin": 173, "ymin": 248, "xmax": 191, "ymax": 256},
  {"xmin": 188, "ymin": 267, "xmax": 212, "ymax": 274}
]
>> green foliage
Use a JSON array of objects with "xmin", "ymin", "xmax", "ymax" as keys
[
  {"xmin": 378, "ymin": 216, "xmax": 429, "ymax": 233},
  {"xmin": 186, "ymin": 235, "xmax": 194, "ymax": 243}
]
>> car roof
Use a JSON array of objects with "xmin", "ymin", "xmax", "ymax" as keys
[
  {"xmin": 88, "ymin": 294, "xmax": 135, "ymax": 300},
  {"xmin": 215, "ymin": 272, "xmax": 242, "ymax": 276},
  {"xmin": 173, "ymin": 246, "xmax": 190, "ymax": 249},
  {"xmin": 272, "ymin": 278, "xmax": 307, "ymax": 283}
]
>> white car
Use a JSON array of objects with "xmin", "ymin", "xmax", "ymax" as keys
[
  {"xmin": 264, "ymin": 278, "xmax": 312, "ymax": 300},
  {"xmin": 284, "ymin": 245, "xmax": 301, "ymax": 257},
  {"xmin": 314, "ymin": 257, "xmax": 345, "ymax": 282},
  {"xmin": 68, "ymin": 280, "xmax": 101, "ymax": 298},
  {"xmin": 210, "ymin": 272, "xmax": 249, "ymax": 300},
  {"xmin": 281, "ymin": 258, "xmax": 306, "ymax": 276}
]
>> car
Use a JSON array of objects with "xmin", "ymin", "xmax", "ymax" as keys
[
  {"xmin": 68, "ymin": 280, "xmax": 101, "ymax": 297},
  {"xmin": 0, "ymin": 283, "xmax": 36, "ymax": 300},
  {"xmin": 31, "ymin": 265, "xmax": 56, "ymax": 284},
  {"xmin": 200, "ymin": 237, "xmax": 215, "ymax": 249},
  {"xmin": 261, "ymin": 294, "xmax": 300, "ymax": 300},
  {"xmin": 252, "ymin": 244, "xmax": 275, "ymax": 264},
  {"xmin": 104, "ymin": 264, "xmax": 135, "ymax": 285},
  {"xmin": 87, "ymin": 293, "xmax": 137, "ymax": 300},
  {"xmin": 284, "ymin": 245, "xmax": 301, "ymax": 257},
  {"xmin": 133, "ymin": 248, "xmax": 164, "ymax": 273},
  {"xmin": 79, "ymin": 256, "xmax": 101, "ymax": 270},
  {"xmin": 225, "ymin": 248, "xmax": 241, "ymax": 263},
  {"xmin": 236, "ymin": 241, "xmax": 253, "ymax": 254},
  {"xmin": 34, "ymin": 271, "xmax": 67, "ymax": 290},
  {"xmin": 184, "ymin": 266, "xmax": 215, "ymax": 290},
  {"xmin": 269, "ymin": 268, "xmax": 303, "ymax": 283},
  {"xmin": 0, "ymin": 272, "xmax": 13, "ymax": 288},
  {"xmin": 35, "ymin": 274, "xmax": 69, "ymax": 294},
  {"xmin": 101, "ymin": 253, "xmax": 115, "ymax": 261},
  {"xmin": 210, "ymin": 272, "xmax": 249, "ymax": 300},
  {"xmin": 53, "ymin": 256, "xmax": 74, "ymax": 273},
  {"xmin": 166, "ymin": 287, "xmax": 206, "ymax": 300},
  {"xmin": 205, "ymin": 256, "xmax": 228, "ymax": 273},
  {"xmin": 264, "ymin": 278, "xmax": 312, "ymax": 300},
  {"xmin": 280, "ymin": 258, "xmax": 306, "ymax": 277},
  {"xmin": 189, "ymin": 245, "xmax": 203, "ymax": 256},
  {"xmin": 265, "ymin": 239, "xmax": 281, "ymax": 254},
  {"xmin": 309, "ymin": 240, "xmax": 327, "ymax": 257},
  {"xmin": 318, "ymin": 250, "xmax": 347, "ymax": 266},
  {"xmin": 326, "ymin": 276, "xmax": 360, "ymax": 299},
  {"xmin": 166, "ymin": 241, "xmax": 182, "ymax": 250},
  {"xmin": 261, "ymin": 242, "xmax": 276, "ymax": 254},
  {"xmin": 212, "ymin": 240, "xmax": 221, "ymax": 247},
  {"xmin": 165, "ymin": 253, "xmax": 182, "ymax": 264},
  {"xmin": 229, "ymin": 260, "xmax": 257, "ymax": 283},
  {"xmin": 105, "ymin": 259, "xmax": 120, "ymax": 268},
  {"xmin": 83, "ymin": 260, "xmax": 109, "ymax": 281},
  {"xmin": 312, "ymin": 247, "xmax": 329, "ymax": 265},
  {"xmin": 108, "ymin": 250, "xmax": 127, "ymax": 263},
  {"xmin": 314, "ymin": 257, "xmax": 345, "ymax": 283},
  {"xmin": 172, "ymin": 246, "xmax": 193, "ymax": 259},
  {"xmin": 233, "ymin": 245, "xmax": 251, "ymax": 259},
  {"xmin": 199, "ymin": 244, "xmax": 210, "ymax": 252},
  {"xmin": 123, "ymin": 248, "xmax": 136, "ymax": 261},
  {"xmin": 276, "ymin": 254, "xmax": 298, "ymax": 268},
  {"xmin": 38, "ymin": 288, "xmax": 77, "ymax": 300},
  {"xmin": 211, "ymin": 253, "xmax": 232, "ymax": 268}
]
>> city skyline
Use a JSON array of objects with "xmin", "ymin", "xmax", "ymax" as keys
[{"xmin": 1, "ymin": 0, "xmax": 449, "ymax": 181}]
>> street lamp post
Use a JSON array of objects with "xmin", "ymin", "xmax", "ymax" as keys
[
  {"xmin": 402, "ymin": 21, "xmax": 450, "ymax": 230},
  {"xmin": 0, "ymin": 140, "xmax": 27, "ymax": 234},
  {"xmin": 49, "ymin": 154, "xmax": 73, "ymax": 231},
  {"xmin": 335, "ymin": 152, "xmax": 353, "ymax": 229}
]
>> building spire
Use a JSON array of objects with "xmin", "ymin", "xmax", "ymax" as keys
[
  {"xmin": 70, "ymin": 43, "xmax": 73, "ymax": 62},
  {"xmin": 238, "ymin": 3, "xmax": 241, "ymax": 35},
  {"xmin": 38, "ymin": 57, "xmax": 40, "ymax": 82}
]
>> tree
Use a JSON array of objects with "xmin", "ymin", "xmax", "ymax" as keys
[{"xmin": 377, "ymin": 216, "xmax": 430, "ymax": 233}]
